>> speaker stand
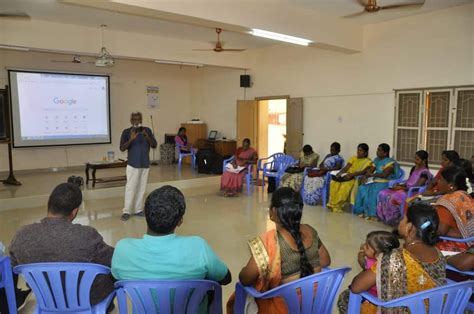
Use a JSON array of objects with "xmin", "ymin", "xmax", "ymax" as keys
[{"xmin": 2, "ymin": 142, "xmax": 21, "ymax": 186}]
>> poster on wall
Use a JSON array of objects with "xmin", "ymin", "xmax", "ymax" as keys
[{"xmin": 147, "ymin": 86, "xmax": 159, "ymax": 109}]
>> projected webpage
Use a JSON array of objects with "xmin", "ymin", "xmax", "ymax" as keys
[{"xmin": 9, "ymin": 71, "xmax": 110, "ymax": 147}]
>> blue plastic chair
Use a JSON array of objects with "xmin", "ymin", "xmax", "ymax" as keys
[
  {"xmin": 0, "ymin": 256, "xmax": 17, "ymax": 314},
  {"xmin": 446, "ymin": 264, "xmax": 474, "ymax": 277},
  {"xmin": 14, "ymin": 262, "xmax": 115, "ymax": 314},
  {"xmin": 256, "ymin": 153, "xmax": 284, "ymax": 186},
  {"xmin": 446, "ymin": 264, "xmax": 474, "ymax": 311},
  {"xmin": 115, "ymin": 279, "xmax": 222, "ymax": 314},
  {"xmin": 223, "ymin": 156, "xmax": 254, "ymax": 194},
  {"xmin": 261, "ymin": 155, "xmax": 297, "ymax": 190},
  {"xmin": 440, "ymin": 235, "xmax": 474, "ymax": 243},
  {"xmin": 347, "ymin": 281, "xmax": 474, "ymax": 314},
  {"xmin": 176, "ymin": 143, "xmax": 196, "ymax": 171},
  {"xmin": 234, "ymin": 267, "xmax": 351, "ymax": 314}
]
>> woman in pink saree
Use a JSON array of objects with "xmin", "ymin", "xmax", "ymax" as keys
[{"xmin": 220, "ymin": 138, "xmax": 258, "ymax": 197}]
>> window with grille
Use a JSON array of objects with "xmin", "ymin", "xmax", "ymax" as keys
[{"xmin": 394, "ymin": 87, "xmax": 474, "ymax": 165}]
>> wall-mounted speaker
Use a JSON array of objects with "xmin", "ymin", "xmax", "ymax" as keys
[{"xmin": 240, "ymin": 75, "xmax": 251, "ymax": 88}]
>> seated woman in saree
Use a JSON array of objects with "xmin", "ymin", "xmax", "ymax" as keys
[
  {"xmin": 457, "ymin": 158, "xmax": 474, "ymax": 194},
  {"xmin": 280, "ymin": 145, "xmax": 319, "ymax": 192},
  {"xmin": 226, "ymin": 187, "xmax": 331, "ymax": 314},
  {"xmin": 353, "ymin": 143, "xmax": 400, "ymax": 220},
  {"xmin": 338, "ymin": 203, "xmax": 446, "ymax": 314},
  {"xmin": 220, "ymin": 138, "xmax": 258, "ymax": 197},
  {"xmin": 174, "ymin": 127, "xmax": 194, "ymax": 153},
  {"xmin": 434, "ymin": 166, "xmax": 474, "ymax": 253},
  {"xmin": 376, "ymin": 150, "xmax": 432, "ymax": 226},
  {"xmin": 302, "ymin": 142, "xmax": 344, "ymax": 206},
  {"xmin": 407, "ymin": 150, "xmax": 460, "ymax": 204},
  {"xmin": 327, "ymin": 143, "xmax": 372, "ymax": 213}
]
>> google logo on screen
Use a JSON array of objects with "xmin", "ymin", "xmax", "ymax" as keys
[{"xmin": 53, "ymin": 97, "xmax": 77, "ymax": 105}]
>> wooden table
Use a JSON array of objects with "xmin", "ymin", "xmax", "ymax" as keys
[
  {"xmin": 85, "ymin": 160, "xmax": 127, "ymax": 187},
  {"xmin": 196, "ymin": 139, "xmax": 237, "ymax": 157}
]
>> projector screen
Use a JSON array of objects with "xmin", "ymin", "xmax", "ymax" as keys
[{"xmin": 8, "ymin": 70, "xmax": 111, "ymax": 147}]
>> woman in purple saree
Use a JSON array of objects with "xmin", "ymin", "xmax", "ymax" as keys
[{"xmin": 377, "ymin": 150, "xmax": 432, "ymax": 226}]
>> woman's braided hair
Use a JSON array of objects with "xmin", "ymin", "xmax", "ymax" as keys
[{"xmin": 271, "ymin": 187, "xmax": 313, "ymax": 278}]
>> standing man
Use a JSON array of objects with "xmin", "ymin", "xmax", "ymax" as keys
[{"xmin": 120, "ymin": 112, "xmax": 157, "ymax": 221}]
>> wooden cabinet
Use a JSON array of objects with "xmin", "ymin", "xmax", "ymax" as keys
[
  {"xmin": 214, "ymin": 140, "xmax": 237, "ymax": 156},
  {"xmin": 197, "ymin": 139, "xmax": 237, "ymax": 157},
  {"xmin": 180, "ymin": 123, "xmax": 207, "ymax": 164},
  {"xmin": 181, "ymin": 123, "xmax": 207, "ymax": 146}
]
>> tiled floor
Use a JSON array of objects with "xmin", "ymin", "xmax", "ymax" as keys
[
  {"xmin": 0, "ymin": 164, "xmax": 213, "ymax": 199},
  {"xmin": 0, "ymin": 184, "xmax": 391, "ymax": 313}
]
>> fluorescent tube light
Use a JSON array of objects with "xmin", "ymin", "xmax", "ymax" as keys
[
  {"xmin": 155, "ymin": 60, "xmax": 203, "ymax": 67},
  {"xmin": 0, "ymin": 45, "xmax": 30, "ymax": 51},
  {"xmin": 249, "ymin": 29, "xmax": 312, "ymax": 46}
]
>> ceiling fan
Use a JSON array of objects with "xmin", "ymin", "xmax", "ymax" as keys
[
  {"xmin": 50, "ymin": 55, "xmax": 94, "ymax": 64},
  {"xmin": 343, "ymin": 0, "xmax": 425, "ymax": 18},
  {"xmin": 193, "ymin": 28, "xmax": 246, "ymax": 53},
  {"xmin": 0, "ymin": 12, "xmax": 30, "ymax": 20}
]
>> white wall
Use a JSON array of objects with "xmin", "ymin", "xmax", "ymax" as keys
[
  {"xmin": 0, "ymin": 50, "xmax": 196, "ymax": 171},
  {"xmin": 190, "ymin": 67, "xmax": 246, "ymax": 140},
  {"xmin": 195, "ymin": 3, "xmax": 474, "ymax": 161},
  {"xmin": 1, "ymin": 3, "xmax": 473, "ymax": 171}
]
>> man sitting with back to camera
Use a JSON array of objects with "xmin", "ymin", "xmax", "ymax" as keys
[
  {"xmin": 9, "ymin": 183, "xmax": 115, "ymax": 308},
  {"xmin": 112, "ymin": 185, "xmax": 231, "ymax": 311}
]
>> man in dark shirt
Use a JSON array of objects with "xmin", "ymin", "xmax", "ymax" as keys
[
  {"xmin": 9, "ymin": 183, "xmax": 115, "ymax": 306},
  {"xmin": 120, "ymin": 112, "xmax": 157, "ymax": 221}
]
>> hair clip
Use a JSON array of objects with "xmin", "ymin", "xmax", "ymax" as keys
[{"xmin": 420, "ymin": 220, "xmax": 431, "ymax": 230}]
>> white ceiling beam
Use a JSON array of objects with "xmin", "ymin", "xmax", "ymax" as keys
[{"xmin": 61, "ymin": 0, "xmax": 363, "ymax": 53}]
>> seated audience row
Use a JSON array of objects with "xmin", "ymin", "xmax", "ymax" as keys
[
  {"xmin": 254, "ymin": 142, "xmax": 473, "ymax": 254},
  {"xmin": 4, "ymin": 178, "xmax": 472, "ymax": 313}
]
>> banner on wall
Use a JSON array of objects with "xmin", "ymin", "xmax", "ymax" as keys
[{"xmin": 147, "ymin": 86, "xmax": 159, "ymax": 109}]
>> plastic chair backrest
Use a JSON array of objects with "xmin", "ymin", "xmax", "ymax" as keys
[
  {"xmin": 276, "ymin": 155, "xmax": 297, "ymax": 173},
  {"xmin": 439, "ymin": 235, "xmax": 474, "ymax": 247},
  {"xmin": 348, "ymin": 280, "xmax": 474, "ymax": 314},
  {"xmin": 0, "ymin": 256, "xmax": 17, "ymax": 314},
  {"xmin": 14, "ymin": 262, "xmax": 111, "ymax": 313},
  {"xmin": 234, "ymin": 267, "xmax": 351, "ymax": 314},
  {"xmin": 395, "ymin": 165, "xmax": 405, "ymax": 180},
  {"xmin": 115, "ymin": 279, "xmax": 222, "ymax": 314},
  {"xmin": 446, "ymin": 264, "xmax": 474, "ymax": 277},
  {"xmin": 258, "ymin": 153, "xmax": 285, "ymax": 170},
  {"xmin": 439, "ymin": 235, "xmax": 474, "ymax": 243}
]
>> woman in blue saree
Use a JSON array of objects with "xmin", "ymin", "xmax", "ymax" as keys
[{"xmin": 354, "ymin": 143, "xmax": 400, "ymax": 219}]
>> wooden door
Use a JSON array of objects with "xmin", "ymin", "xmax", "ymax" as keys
[
  {"xmin": 181, "ymin": 123, "xmax": 207, "ymax": 146},
  {"xmin": 236, "ymin": 100, "xmax": 258, "ymax": 149},
  {"xmin": 286, "ymin": 98, "xmax": 303, "ymax": 159}
]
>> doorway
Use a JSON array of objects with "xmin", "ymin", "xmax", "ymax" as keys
[
  {"xmin": 258, "ymin": 99, "xmax": 287, "ymax": 159},
  {"xmin": 236, "ymin": 97, "xmax": 302, "ymax": 159}
]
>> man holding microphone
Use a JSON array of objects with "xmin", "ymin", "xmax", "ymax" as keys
[{"xmin": 120, "ymin": 112, "xmax": 157, "ymax": 221}]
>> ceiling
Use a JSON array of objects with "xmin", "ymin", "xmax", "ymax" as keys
[
  {"xmin": 292, "ymin": 0, "xmax": 474, "ymax": 24},
  {"xmin": 1, "ymin": 0, "xmax": 472, "ymax": 52},
  {"xmin": 0, "ymin": 0, "xmax": 275, "ymax": 50}
]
